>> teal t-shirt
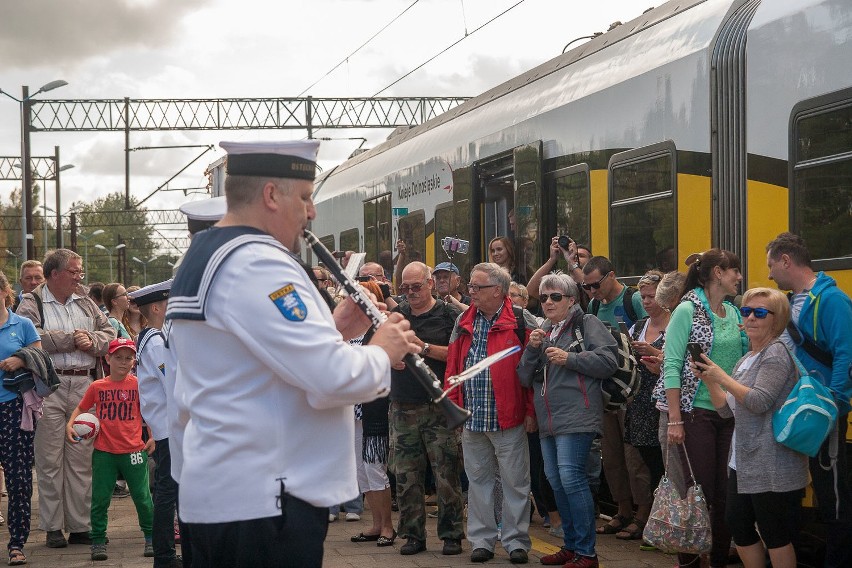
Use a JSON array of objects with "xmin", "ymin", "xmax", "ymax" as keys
[
  {"xmin": 0, "ymin": 309, "xmax": 41, "ymax": 402},
  {"xmin": 663, "ymin": 288, "xmax": 748, "ymax": 410},
  {"xmin": 593, "ymin": 285, "xmax": 647, "ymax": 328}
]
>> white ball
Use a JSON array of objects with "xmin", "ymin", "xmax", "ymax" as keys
[{"xmin": 72, "ymin": 413, "xmax": 100, "ymax": 440}]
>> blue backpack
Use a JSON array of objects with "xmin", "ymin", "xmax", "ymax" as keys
[{"xmin": 772, "ymin": 349, "xmax": 838, "ymax": 458}]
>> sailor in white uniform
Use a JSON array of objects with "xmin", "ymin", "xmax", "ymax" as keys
[{"xmin": 165, "ymin": 140, "xmax": 419, "ymax": 568}]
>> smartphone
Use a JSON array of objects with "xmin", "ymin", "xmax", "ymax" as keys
[
  {"xmin": 618, "ymin": 321, "xmax": 630, "ymax": 336},
  {"xmin": 686, "ymin": 342, "xmax": 703, "ymax": 361}
]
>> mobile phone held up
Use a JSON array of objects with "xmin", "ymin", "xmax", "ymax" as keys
[{"xmin": 686, "ymin": 342, "xmax": 703, "ymax": 361}]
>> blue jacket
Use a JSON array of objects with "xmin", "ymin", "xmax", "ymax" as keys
[{"xmin": 791, "ymin": 272, "xmax": 852, "ymax": 415}]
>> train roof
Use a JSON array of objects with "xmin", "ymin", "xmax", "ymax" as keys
[{"xmin": 314, "ymin": 0, "xmax": 709, "ymax": 194}]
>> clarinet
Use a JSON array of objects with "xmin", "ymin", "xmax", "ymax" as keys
[{"xmin": 303, "ymin": 230, "xmax": 471, "ymax": 428}]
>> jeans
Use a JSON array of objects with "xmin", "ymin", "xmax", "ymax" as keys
[{"xmin": 540, "ymin": 432, "xmax": 597, "ymax": 558}]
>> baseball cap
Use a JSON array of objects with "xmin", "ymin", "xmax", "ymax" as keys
[
  {"xmin": 108, "ymin": 338, "xmax": 137, "ymax": 355},
  {"xmin": 433, "ymin": 262, "xmax": 460, "ymax": 275}
]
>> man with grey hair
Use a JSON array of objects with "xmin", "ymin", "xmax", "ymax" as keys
[
  {"xmin": 445, "ymin": 263, "xmax": 537, "ymax": 564},
  {"xmin": 17, "ymin": 248, "xmax": 116, "ymax": 548},
  {"xmin": 13, "ymin": 260, "xmax": 44, "ymax": 312}
]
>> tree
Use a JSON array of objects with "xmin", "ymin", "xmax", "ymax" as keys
[{"xmin": 69, "ymin": 192, "xmax": 159, "ymax": 285}]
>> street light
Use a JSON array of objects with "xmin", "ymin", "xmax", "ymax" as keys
[
  {"xmin": 42, "ymin": 205, "xmax": 56, "ymax": 256},
  {"xmin": 79, "ymin": 229, "xmax": 104, "ymax": 283},
  {"xmin": 131, "ymin": 255, "xmax": 159, "ymax": 286},
  {"xmin": 0, "ymin": 79, "xmax": 69, "ymax": 261},
  {"xmin": 94, "ymin": 243, "xmax": 125, "ymax": 282},
  {"xmin": 4, "ymin": 249, "xmax": 20, "ymax": 280}
]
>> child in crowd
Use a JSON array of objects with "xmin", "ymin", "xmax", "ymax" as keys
[{"xmin": 67, "ymin": 338, "xmax": 155, "ymax": 561}]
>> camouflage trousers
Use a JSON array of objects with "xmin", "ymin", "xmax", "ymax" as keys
[{"xmin": 389, "ymin": 401, "xmax": 465, "ymax": 542}]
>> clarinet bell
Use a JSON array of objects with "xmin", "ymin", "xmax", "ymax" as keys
[{"xmin": 437, "ymin": 397, "xmax": 471, "ymax": 429}]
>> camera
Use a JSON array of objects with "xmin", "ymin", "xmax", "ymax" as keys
[{"xmin": 558, "ymin": 235, "xmax": 571, "ymax": 250}]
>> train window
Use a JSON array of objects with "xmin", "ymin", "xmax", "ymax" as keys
[
  {"xmin": 791, "ymin": 93, "xmax": 852, "ymax": 264},
  {"xmin": 363, "ymin": 193, "xmax": 392, "ymax": 263},
  {"xmin": 434, "ymin": 202, "xmax": 454, "ymax": 263},
  {"xmin": 319, "ymin": 234, "xmax": 335, "ymax": 255},
  {"xmin": 550, "ymin": 165, "xmax": 591, "ymax": 269},
  {"xmin": 609, "ymin": 143, "xmax": 676, "ymax": 278},
  {"xmin": 397, "ymin": 209, "xmax": 426, "ymax": 268},
  {"xmin": 340, "ymin": 228, "xmax": 359, "ymax": 253}
]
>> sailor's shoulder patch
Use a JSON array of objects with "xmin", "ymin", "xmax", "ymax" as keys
[{"xmin": 269, "ymin": 284, "xmax": 308, "ymax": 322}]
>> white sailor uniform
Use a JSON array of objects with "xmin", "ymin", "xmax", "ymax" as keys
[
  {"xmin": 136, "ymin": 328, "xmax": 169, "ymax": 441},
  {"xmin": 166, "ymin": 227, "xmax": 390, "ymax": 524}
]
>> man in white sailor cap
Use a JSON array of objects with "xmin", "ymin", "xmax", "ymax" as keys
[
  {"xmin": 165, "ymin": 140, "xmax": 420, "ymax": 567},
  {"xmin": 129, "ymin": 280, "xmax": 184, "ymax": 568},
  {"xmin": 171, "ymin": 196, "xmax": 228, "ymax": 276}
]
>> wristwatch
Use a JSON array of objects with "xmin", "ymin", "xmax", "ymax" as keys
[
  {"xmin": 570, "ymin": 262, "xmax": 580, "ymax": 271},
  {"xmin": 422, "ymin": 343, "xmax": 431, "ymax": 355}
]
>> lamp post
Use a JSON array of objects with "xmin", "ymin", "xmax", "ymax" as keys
[
  {"xmin": 54, "ymin": 150, "xmax": 74, "ymax": 248},
  {"xmin": 94, "ymin": 243, "xmax": 125, "ymax": 282},
  {"xmin": 0, "ymin": 79, "xmax": 69, "ymax": 261},
  {"xmin": 132, "ymin": 255, "xmax": 158, "ymax": 286},
  {"xmin": 4, "ymin": 249, "xmax": 20, "ymax": 281},
  {"xmin": 79, "ymin": 229, "xmax": 104, "ymax": 283},
  {"xmin": 42, "ymin": 205, "xmax": 56, "ymax": 257}
]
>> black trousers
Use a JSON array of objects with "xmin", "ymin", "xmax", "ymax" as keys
[
  {"xmin": 187, "ymin": 495, "xmax": 328, "ymax": 568},
  {"xmin": 810, "ymin": 413, "xmax": 852, "ymax": 568},
  {"xmin": 152, "ymin": 439, "xmax": 191, "ymax": 568}
]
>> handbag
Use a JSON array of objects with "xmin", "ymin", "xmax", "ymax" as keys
[
  {"xmin": 772, "ymin": 348, "xmax": 838, "ymax": 458},
  {"xmin": 643, "ymin": 444, "xmax": 712, "ymax": 555}
]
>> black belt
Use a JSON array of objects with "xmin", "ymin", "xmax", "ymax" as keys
[{"xmin": 57, "ymin": 369, "xmax": 94, "ymax": 377}]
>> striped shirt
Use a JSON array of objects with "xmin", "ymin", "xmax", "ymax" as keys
[
  {"xmin": 463, "ymin": 306, "xmax": 503, "ymax": 432},
  {"xmin": 41, "ymin": 285, "xmax": 97, "ymax": 371}
]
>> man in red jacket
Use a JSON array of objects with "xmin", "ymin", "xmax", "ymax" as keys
[{"xmin": 445, "ymin": 262, "xmax": 537, "ymax": 564}]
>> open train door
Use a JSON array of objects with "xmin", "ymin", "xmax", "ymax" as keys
[
  {"xmin": 513, "ymin": 142, "xmax": 543, "ymax": 283},
  {"xmin": 450, "ymin": 166, "xmax": 473, "ymax": 280}
]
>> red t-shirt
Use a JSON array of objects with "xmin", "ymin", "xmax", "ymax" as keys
[{"xmin": 77, "ymin": 375, "xmax": 144, "ymax": 454}]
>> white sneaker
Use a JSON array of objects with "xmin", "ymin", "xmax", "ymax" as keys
[
  {"xmin": 345, "ymin": 512, "xmax": 361, "ymax": 521},
  {"xmin": 328, "ymin": 513, "xmax": 337, "ymax": 522}
]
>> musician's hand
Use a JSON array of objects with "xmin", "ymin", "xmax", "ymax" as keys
[
  {"xmin": 392, "ymin": 361, "xmax": 406, "ymax": 371},
  {"xmin": 371, "ymin": 313, "xmax": 419, "ymax": 366},
  {"xmin": 333, "ymin": 296, "xmax": 374, "ymax": 341}
]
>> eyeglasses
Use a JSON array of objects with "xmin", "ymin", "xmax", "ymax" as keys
[
  {"xmin": 740, "ymin": 306, "xmax": 774, "ymax": 319},
  {"xmin": 467, "ymin": 283, "xmax": 497, "ymax": 293},
  {"xmin": 581, "ymin": 271, "xmax": 611, "ymax": 291},
  {"xmin": 508, "ymin": 292, "xmax": 527, "ymax": 299},
  {"xmin": 398, "ymin": 282, "xmax": 427, "ymax": 294},
  {"xmin": 64, "ymin": 269, "xmax": 85, "ymax": 278},
  {"xmin": 540, "ymin": 293, "xmax": 566, "ymax": 303}
]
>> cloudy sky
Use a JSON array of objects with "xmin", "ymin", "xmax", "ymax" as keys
[{"xmin": 1, "ymin": 0, "xmax": 641, "ymax": 217}]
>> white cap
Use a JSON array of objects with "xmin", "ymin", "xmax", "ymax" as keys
[
  {"xmin": 219, "ymin": 140, "xmax": 320, "ymax": 180},
  {"xmin": 128, "ymin": 279, "xmax": 172, "ymax": 306},
  {"xmin": 179, "ymin": 196, "xmax": 227, "ymax": 222}
]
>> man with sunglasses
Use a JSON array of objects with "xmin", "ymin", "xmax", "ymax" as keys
[
  {"xmin": 17, "ymin": 249, "xmax": 117, "ymax": 548},
  {"xmin": 580, "ymin": 257, "xmax": 652, "ymax": 540},
  {"xmin": 767, "ymin": 232, "xmax": 852, "ymax": 568},
  {"xmin": 445, "ymin": 263, "xmax": 538, "ymax": 564},
  {"xmin": 389, "ymin": 262, "xmax": 465, "ymax": 557}
]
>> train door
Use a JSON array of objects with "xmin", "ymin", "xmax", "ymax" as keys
[
  {"xmin": 448, "ymin": 167, "xmax": 473, "ymax": 278},
  {"xmin": 363, "ymin": 193, "xmax": 392, "ymax": 263},
  {"xmin": 513, "ymin": 142, "xmax": 543, "ymax": 283},
  {"xmin": 475, "ymin": 152, "xmax": 515, "ymax": 264}
]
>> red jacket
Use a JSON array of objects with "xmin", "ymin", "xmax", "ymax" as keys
[{"xmin": 445, "ymin": 297, "xmax": 534, "ymax": 430}]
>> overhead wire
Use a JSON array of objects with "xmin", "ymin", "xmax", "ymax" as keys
[{"xmin": 296, "ymin": 0, "xmax": 421, "ymax": 97}]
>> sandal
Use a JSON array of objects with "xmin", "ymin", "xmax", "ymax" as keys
[
  {"xmin": 350, "ymin": 532, "xmax": 381, "ymax": 542},
  {"xmin": 615, "ymin": 518, "xmax": 646, "ymax": 540},
  {"xmin": 376, "ymin": 530, "xmax": 397, "ymax": 547},
  {"xmin": 8, "ymin": 548, "xmax": 26, "ymax": 566},
  {"xmin": 596, "ymin": 513, "xmax": 631, "ymax": 535}
]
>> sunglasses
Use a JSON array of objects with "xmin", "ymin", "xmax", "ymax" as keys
[
  {"xmin": 740, "ymin": 306, "xmax": 774, "ymax": 319},
  {"xmin": 581, "ymin": 271, "xmax": 611, "ymax": 291},
  {"xmin": 540, "ymin": 293, "xmax": 567, "ymax": 303},
  {"xmin": 398, "ymin": 282, "xmax": 426, "ymax": 294}
]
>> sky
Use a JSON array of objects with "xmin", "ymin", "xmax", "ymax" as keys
[{"xmin": 0, "ymin": 0, "xmax": 643, "ymax": 224}]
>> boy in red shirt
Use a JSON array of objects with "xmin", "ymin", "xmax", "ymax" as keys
[{"xmin": 67, "ymin": 338, "xmax": 155, "ymax": 561}]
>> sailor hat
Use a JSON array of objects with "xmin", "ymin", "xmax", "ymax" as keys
[
  {"xmin": 219, "ymin": 140, "xmax": 320, "ymax": 180},
  {"xmin": 179, "ymin": 196, "xmax": 226, "ymax": 235},
  {"xmin": 128, "ymin": 279, "xmax": 172, "ymax": 307}
]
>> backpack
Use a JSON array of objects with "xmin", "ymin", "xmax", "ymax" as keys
[
  {"xmin": 772, "ymin": 348, "xmax": 838, "ymax": 458},
  {"xmin": 573, "ymin": 315, "xmax": 640, "ymax": 412},
  {"xmin": 589, "ymin": 286, "xmax": 639, "ymax": 326}
]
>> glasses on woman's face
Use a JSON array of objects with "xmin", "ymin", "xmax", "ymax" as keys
[
  {"xmin": 581, "ymin": 271, "xmax": 611, "ymax": 291},
  {"xmin": 740, "ymin": 306, "xmax": 774, "ymax": 319},
  {"xmin": 540, "ymin": 293, "xmax": 566, "ymax": 303}
]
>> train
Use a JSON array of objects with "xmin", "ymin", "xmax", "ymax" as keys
[{"xmin": 304, "ymin": 0, "xmax": 851, "ymax": 296}]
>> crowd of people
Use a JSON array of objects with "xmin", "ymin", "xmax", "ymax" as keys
[{"xmin": 0, "ymin": 139, "xmax": 849, "ymax": 568}]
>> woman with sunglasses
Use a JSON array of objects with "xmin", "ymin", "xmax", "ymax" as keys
[
  {"xmin": 518, "ymin": 274, "xmax": 618, "ymax": 568},
  {"xmin": 657, "ymin": 249, "xmax": 748, "ymax": 568},
  {"xmin": 691, "ymin": 287, "xmax": 806, "ymax": 568}
]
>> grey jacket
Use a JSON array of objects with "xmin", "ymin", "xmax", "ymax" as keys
[
  {"xmin": 719, "ymin": 340, "xmax": 808, "ymax": 493},
  {"xmin": 517, "ymin": 305, "xmax": 618, "ymax": 437}
]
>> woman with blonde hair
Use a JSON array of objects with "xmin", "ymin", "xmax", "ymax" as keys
[
  {"xmin": 692, "ymin": 287, "xmax": 806, "ymax": 568},
  {"xmin": 122, "ymin": 285, "xmax": 147, "ymax": 340}
]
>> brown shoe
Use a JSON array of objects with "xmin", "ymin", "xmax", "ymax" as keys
[{"xmin": 540, "ymin": 548, "xmax": 574, "ymax": 565}]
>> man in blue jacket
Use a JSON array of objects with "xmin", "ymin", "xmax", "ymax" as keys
[{"xmin": 767, "ymin": 232, "xmax": 852, "ymax": 568}]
